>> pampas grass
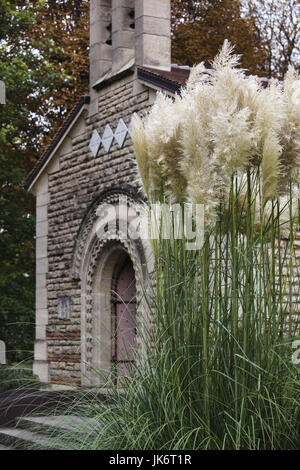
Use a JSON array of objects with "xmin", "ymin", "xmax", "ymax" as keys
[
  {"xmin": 281, "ymin": 67, "xmax": 300, "ymax": 185},
  {"xmin": 37, "ymin": 187, "xmax": 300, "ymax": 449},
  {"xmin": 133, "ymin": 40, "xmax": 300, "ymax": 224},
  {"xmin": 132, "ymin": 114, "xmax": 149, "ymax": 194},
  {"xmin": 138, "ymin": 93, "xmax": 188, "ymax": 201},
  {"xmin": 261, "ymin": 131, "xmax": 282, "ymax": 203}
]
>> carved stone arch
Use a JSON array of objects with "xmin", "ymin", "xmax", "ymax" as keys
[
  {"xmin": 71, "ymin": 186, "xmax": 146, "ymax": 281},
  {"xmin": 77, "ymin": 188, "xmax": 152, "ymax": 386}
]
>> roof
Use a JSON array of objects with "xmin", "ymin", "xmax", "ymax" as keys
[
  {"xmin": 137, "ymin": 65, "xmax": 192, "ymax": 94},
  {"xmin": 137, "ymin": 64, "xmax": 269, "ymax": 93},
  {"xmin": 25, "ymin": 95, "xmax": 90, "ymax": 191}
]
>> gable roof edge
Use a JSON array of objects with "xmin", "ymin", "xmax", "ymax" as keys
[
  {"xmin": 137, "ymin": 67, "xmax": 183, "ymax": 95},
  {"xmin": 26, "ymin": 95, "xmax": 90, "ymax": 193}
]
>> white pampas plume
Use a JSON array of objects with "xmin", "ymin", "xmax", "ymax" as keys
[
  {"xmin": 209, "ymin": 106, "xmax": 254, "ymax": 176},
  {"xmin": 144, "ymin": 92, "xmax": 187, "ymax": 201},
  {"xmin": 254, "ymin": 80, "xmax": 285, "ymax": 161},
  {"xmin": 280, "ymin": 66, "xmax": 300, "ymax": 184},
  {"xmin": 211, "ymin": 39, "xmax": 241, "ymax": 72},
  {"xmin": 137, "ymin": 39, "xmax": 299, "ymax": 232},
  {"xmin": 184, "ymin": 62, "xmax": 210, "ymax": 94},
  {"xmin": 261, "ymin": 131, "xmax": 282, "ymax": 204},
  {"xmin": 132, "ymin": 114, "xmax": 150, "ymax": 194}
]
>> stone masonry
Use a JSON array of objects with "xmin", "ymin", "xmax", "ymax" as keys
[
  {"xmin": 26, "ymin": 0, "xmax": 300, "ymax": 389},
  {"xmin": 27, "ymin": 0, "xmax": 171, "ymax": 388},
  {"xmin": 46, "ymin": 75, "xmax": 152, "ymax": 387}
]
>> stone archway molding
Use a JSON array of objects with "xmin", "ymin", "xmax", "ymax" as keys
[
  {"xmin": 71, "ymin": 186, "xmax": 146, "ymax": 281},
  {"xmin": 76, "ymin": 188, "xmax": 152, "ymax": 386}
]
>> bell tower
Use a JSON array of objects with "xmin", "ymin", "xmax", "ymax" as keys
[
  {"xmin": 89, "ymin": 0, "xmax": 171, "ymax": 112},
  {"xmin": 112, "ymin": 0, "xmax": 136, "ymax": 74}
]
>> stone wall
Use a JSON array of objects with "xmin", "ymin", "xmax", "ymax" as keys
[{"xmin": 44, "ymin": 74, "xmax": 151, "ymax": 388}]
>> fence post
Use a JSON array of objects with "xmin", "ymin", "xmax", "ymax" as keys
[
  {"xmin": 0, "ymin": 81, "xmax": 5, "ymax": 104},
  {"xmin": 0, "ymin": 341, "xmax": 6, "ymax": 365}
]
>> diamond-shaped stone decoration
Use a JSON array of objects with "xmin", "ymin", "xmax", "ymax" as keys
[
  {"xmin": 102, "ymin": 124, "xmax": 114, "ymax": 152},
  {"xmin": 114, "ymin": 118, "xmax": 128, "ymax": 148},
  {"xmin": 89, "ymin": 129, "xmax": 101, "ymax": 157},
  {"xmin": 128, "ymin": 113, "xmax": 137, "ymax": 138}
]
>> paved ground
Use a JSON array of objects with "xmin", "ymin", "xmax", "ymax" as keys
[{"xmin": 0, "ymin": 415, "xmax": 101, "ymax": 450}]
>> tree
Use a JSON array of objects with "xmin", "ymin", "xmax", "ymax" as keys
[
  {"xmin": 0, "ymin": 0, "xmax": 89, "ymax": 362},
  {"xmin": 0, "ymin": 0, "xmax": 65, "ymax": 362},
  {"xmin": 30, "ymin": 0, "xmax": 89, "ymax": 147},
  {"xmin": 244, "ymin": 0, "xmax": 300, "ymax": 79},
  {"xmin": 171, "ymin": 0, "xmax": 268, "ymax": 76}
]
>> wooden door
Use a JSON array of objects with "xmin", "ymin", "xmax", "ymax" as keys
[{"xmin": 114, "ymin": 259, "xmax": 137, "ymax": 380}]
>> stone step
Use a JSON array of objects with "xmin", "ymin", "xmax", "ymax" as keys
[
  {"xmin": 0, "ymin": 427, "xmax": 66, "ymax": 450},
  {"xmin": 0, "ymin": 387, "xmax": 109, "ymax": 428},
  {"xmin": 16, "ymin": 415, "xmax": 101, "ymax": 437},
  {"xmin": 0, "ymin": 412, "xmax": 103, "ymax": 450},
  {"xmin": 0, "ymin": 444, "xmax": 12, "ymax": 450}
]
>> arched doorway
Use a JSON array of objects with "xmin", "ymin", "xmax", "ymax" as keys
[
  {"xmin": 78, "ymin": 190, "xmax": 152, "ymax": 386},
  {"xmin": 113, "ymin": 256, "xmax": 137, "ymax": 382},
  {"xmin": 84, "ymin": 244, "xmax": 139, "ymax": 386}
]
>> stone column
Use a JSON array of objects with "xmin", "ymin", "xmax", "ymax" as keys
[
  {"xmin": 33, "ymin": 173, "xmax": 49, "ymax": 384},
  {"xmin": 135, "ymin": 0, "xmax": 171, "ymax": 71},
  {"xmin": 112, "ymin": 0, "xmax": 135, "ymax": 74}
]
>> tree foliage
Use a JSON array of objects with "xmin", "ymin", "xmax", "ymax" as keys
[
  {"xmin": 0, "ymin": 0, "xmax": 90, "ymax": 363},
  {"xmin": 30, "ymin": 0, "xmax": 89, "ymax": 147},
  {"xmin": 171, "ymin": 0, "xmax": 268, "ymax": 76},
  {"xmin": 0, "ymin": 1, "xmax": 55, "ymax": 361},
  {"xmin": 244, "ymin": 0, "xmax": 300, "ymax": 78}
]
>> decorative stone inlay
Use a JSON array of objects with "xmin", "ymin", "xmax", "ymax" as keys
[
  {"xmin": 57, "ymin": 296, "xmax": 71, "ymax": 320},
  {"xmin": 89, "ymin": 116, "xmax": 138, "ymax": 157},
  {"xmin": 89, "ymin": 129, "xmax": 101, "ymax": 157},
  {"xmin": 102, "ymin": 124, "xmax": 114, "ymax": 152},
  {"xmin": 114, "ymin": 118, "xmax": 128, "ymax": 148}
]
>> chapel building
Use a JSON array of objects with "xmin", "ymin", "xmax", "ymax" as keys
[
  {"xmin": 26, "ymin": 0, "xmax": 191, "ymax": 389},
  {"xmin": 26, "ymin": 0, "xmax": 300, "ymax": 390}
]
